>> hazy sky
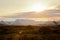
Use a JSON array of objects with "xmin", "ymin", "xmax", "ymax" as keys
[
  {"xmin": 0, "ymin": 0, "xmax": 60, "ymax": 21},
  {"xmin": 0, "ymin": 0, "xmax": 60, "ymax": 16}
]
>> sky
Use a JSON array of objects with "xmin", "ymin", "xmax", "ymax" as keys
[{"xmin": 0, "ymin": 0, "xmax": 60, "ymax": 21}]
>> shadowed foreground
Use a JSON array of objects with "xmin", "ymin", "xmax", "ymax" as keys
[{"xmin": 0, "ymin": 25, "xmax": 60, "ymax": 40}]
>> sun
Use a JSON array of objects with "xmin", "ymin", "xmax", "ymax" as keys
[{"xmin": 29, "ymin": 4, "xmax": 47, "ymax": 12}]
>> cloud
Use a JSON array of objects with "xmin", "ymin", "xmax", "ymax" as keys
[
  {"xmin": 43, "ymin": 10, "xmax": 60, "ymax": 17},
  {"xmin": 55, "ymin": 5, "xmax": 60, "ymax": 9},
  {"xmin": 0, "ymin": 9, "xmax": 60, "ymax": 18}
]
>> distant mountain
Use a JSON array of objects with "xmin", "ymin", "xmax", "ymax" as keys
[
  {"xmin": 0, "ymin": 19, "xmax": 60, "ymax": 25},
  {"xmin": 13, "ymin": 19, "xmax": 39, "ymax": 25},
  {"xmin": 0, "ymin": 19, "xmax": 37, "ymax": 25},
  {"xmin": 0, "ymin": 21, "xmax": 6, "ymax": 25}
]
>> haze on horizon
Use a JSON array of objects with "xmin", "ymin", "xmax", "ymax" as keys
[{"xmin": 0, "ymin": 0, "xmax": 60, "ymax": 21}]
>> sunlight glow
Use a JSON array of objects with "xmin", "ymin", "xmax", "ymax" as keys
[{"xmin": 29, "ymin": 4, "xmax": 47, "ymax": 12}]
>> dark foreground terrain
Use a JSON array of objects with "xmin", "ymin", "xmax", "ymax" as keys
[{"xmin": 0, "ymin": 24, "xmax": 60, "ymax": 40}]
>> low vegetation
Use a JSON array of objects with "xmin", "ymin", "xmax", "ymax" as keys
[{"xmin": 0, "ymin": 24, "xmax": 60, "ymax": 40}]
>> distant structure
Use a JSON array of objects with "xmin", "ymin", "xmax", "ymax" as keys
[
  {"xmin": 52, "ymin": 21, "xmax": 59, "ymax": 26},
  {"xmin": 49, "ymin": 17, "xmax": 60, "ymax": 26}
]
